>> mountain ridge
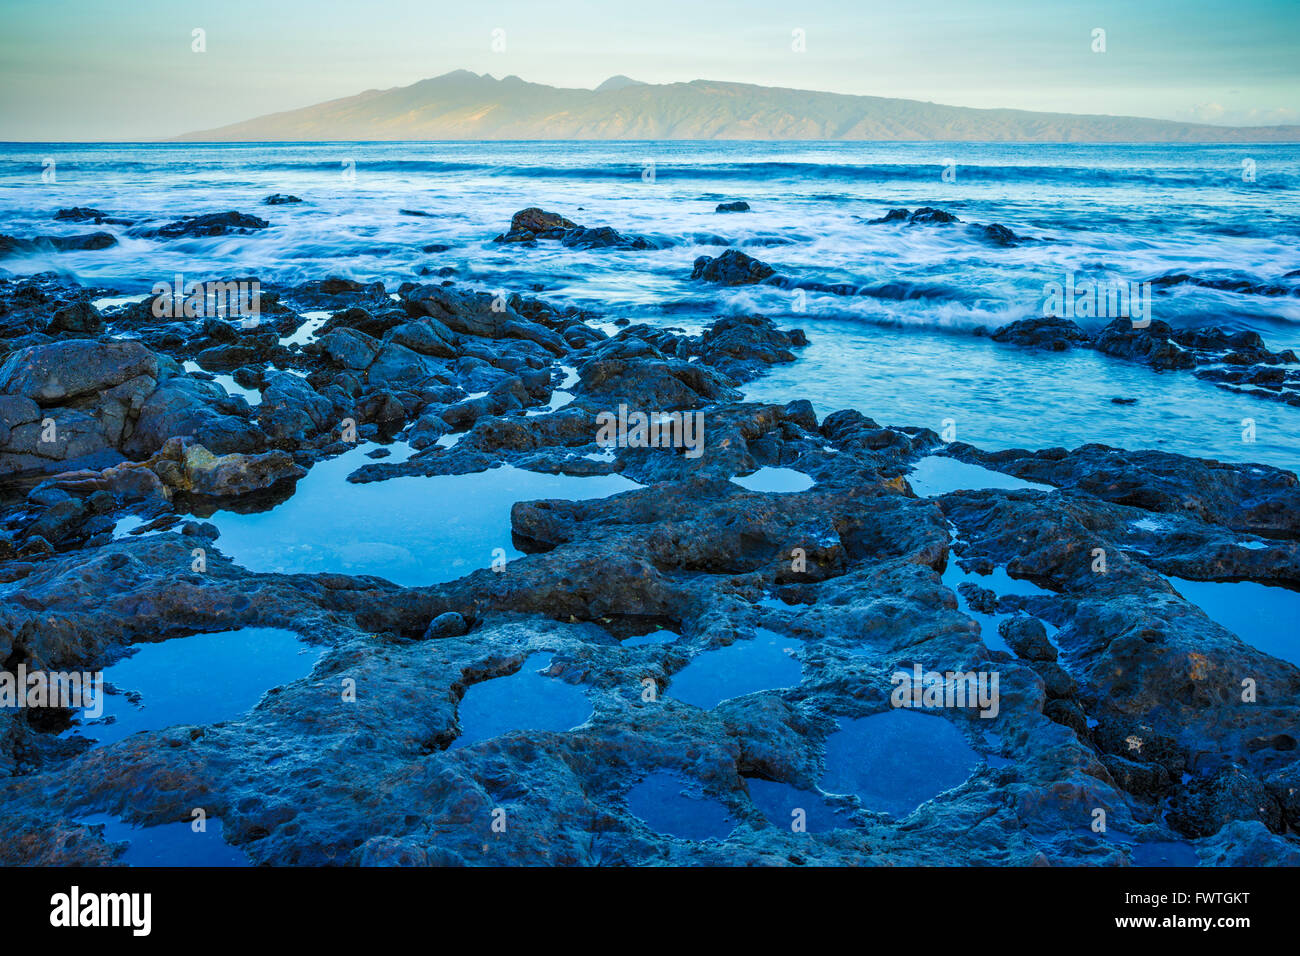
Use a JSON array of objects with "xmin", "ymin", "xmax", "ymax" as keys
[{"xmin": 173, "ymin": 71, "xmax": 1300, "ymax": 142}]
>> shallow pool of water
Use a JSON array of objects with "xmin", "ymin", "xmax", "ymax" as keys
[
  {"xmin": 1129, "ymin": 840, "xmax": 1200, "ymax": 867},
  {"xmin": 208, "ymin": 444, "xmax": 641, "ymax": 586},
  {"xmin": 668, "ymin": 628, "xmax": 804, "ymax": 710},
  {"xmin": 280, "ymin": 310, "xmax": 330, "ymax": 347},
  {"xmin": 908, "ymin": 455, "xmax": 1053, "ymax": 497},
  {"xmin": 746, "ymin": 778, "xmax": 855, "ymax": 833},
  {"xmin": 110, "ymin": 514, "xmax": 161, "ymax": 540},
  {"xmin": 1168, "ymin": 576, "xmax": 1300, "ymax": 667},
  {"xmin": 93, "ymin": 295, "xmax": 148, "ymax": 311},
  {"xmin": 182, "ymin": 360, "xmax": 262, "ymax": 405},
  {"xmin": 67, "ymin": 627, "xmax": 319, "ymax": 746},
  {"xmin": 941, "ymin": 559, "xmax": 1056, "ymax": 655},
  {"xmin": 622, "ymin": 627, "xmax": 681, "ymax": 648},
  {"xmin": 820, "ymin": 710, "xmax": 981, "ymax": 818},
  {"xmin": 744, "ymin": 319, "xmax": 1300, "ymax": 473},
  {"xmin": 625, "ymin": 771, "xmax": 737, "ymax": 841},
  {"xmin": 527, "ymin": 365, "xmax": 578, "ymax": 416},
  {"xmin": 451, "ymin": 652, "xmax": 592, "ymax": 749},
  {"xmin": 731, "ymin": 467, "xmax": 815, "ymax": 493},
  {"xmin": 79, "ymin": 813, "xmax": 249, "ymax": 867}
]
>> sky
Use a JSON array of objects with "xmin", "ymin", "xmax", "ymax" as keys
[{"xmin": 1, "ymin": 0, "xmax": 1297, "ymax": 140}]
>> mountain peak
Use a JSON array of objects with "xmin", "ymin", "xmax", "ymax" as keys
[
  {"xmin": 431, "ymin": 69, "xmax": 487, "ymax": 82},
  {"xmin": 595, "ymin": 75, "xmax": 645, "ymax": 93}
]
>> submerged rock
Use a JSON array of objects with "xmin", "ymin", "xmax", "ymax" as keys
[
  {"xmin": 0, "ymin": 232, "xmax": 117, "ymax": 257},
  {"xmin": 146, "ymin": 211, "xmax": 270, "ymax": 239},
  {"xmin": 990, "ymin": 317, "xmax": 1090, "ymax": 351},
  {"xmin": 690, "ymin": 249, "xmax": 777, "ymax": 286},
  {"xmin": 53, "ymin": 207, "xmax": 133, "ymax": 226},
  {"xmin": 987, "ymin": 313, "xmax": 1300, "ymax": 404},
  {"xmin": 868, "ymin": 207, "xmax": 960, "ymax": 225},
  {"xmin": 908, "ymin": 206, "xmax": 960, "ymax": 224},
  {"xmin": 493, "ymin": 207, "xmax": 664, "ymax": 249}
]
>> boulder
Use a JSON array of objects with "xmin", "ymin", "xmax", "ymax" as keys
[
  {"xmin": 149, "ymin": 211, "xmax": 269, "ymax": 239},
  {"xmin": 990, "ymin": 316, "xmax": 1091, "ymax": 351},
  {"xmin": 170, "ymin": 443, "xmax": 306, "ymax": 497},
  {"xmin": 0, "ymin": 340, "xmax": 158, "ymax": 404},
  {"xmin": 997, "ymin": 615, "xmax": 1057, "ymax": 661},
  {"xmin": 690, "ymin": 249, "xmax": 777, "ymax": 286}
]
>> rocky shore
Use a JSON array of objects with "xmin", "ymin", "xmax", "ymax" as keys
[{"xmin": 0, "ymin": 207, "xmax": 1298, "ymax": 866}]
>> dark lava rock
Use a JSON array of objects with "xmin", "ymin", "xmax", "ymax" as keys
[
  {"xmin": 715, "ymin": 201, "xmax": 751, "ymax": 213},
  {"xmin": 998, "ymin": 615, "xmax": 1057, "ymax": 662},
  {"xmin": 52, "ymin": 207, "xmax": 132, "ymax": 225},
  {"xmin": 1043, "ymin": 699, "xmax": 1090, "ymax": 736},
  {"xmin": 506, "ymin": 208, "xmax": 578, "ymax": 234},
  {"xmin": 977, "ymin": 223, "xmax": 1028, "ymax": 246},
  {"xmin": 954, "ymin": 443, "xmax": 1300, "ymax": 537},
  {"xmin": 1265, "ymin": 763, "xmax": 1300, "ymax": 829},
  {"xmin": 574, "ymin": 335, "xmax": 741, "ymax": 410},
  {"xmin": 990, "ymin": 316, "xmax": 1090, "ymax": 351},
  {"xmin": 47, "ymin": 300, "xmax": 104, "ymax": 335},
  {"xmin": 559, "ymin": 226, "xmax": 660, "ymax": 250},
  {"xmin": 27, "ymin": 497, "xmax": 88, "ymax": 545},
  {"xmin": 493, "ymin": 208, "xmax": 663, "ymax": 249},
  {"xmin": 1093, "ymin": 318, "xmax": 1197, "ymax": 370},
  {"xmin": 690, "ymin": 249, "xmax": 777, "ymax": 286},
  {"xmin": 989, "ymin": 312, "xmax": 1300, "ymax": 405},
  {"xmin": 868, "ymin": 208, "xmax": 911, "ymax": 224},
  {"xmin": 1034, "ymin": 661, "xmax": 1077, "ymax": 700},
  {"xmin": 0, "ymin": 232, "xmax": 117, "ymax": 257},
  {"xmin": 1151, "ymin": 271, "xmax": 1300, "ymax": 299},
  {"xmin": 403, "ymin": 285, "xmax": 565, "ymax": 354},
  {"xmin": 0, "ymin": 339, "xmax": 159, "ymax": 404},
  {"xmin": 284, "ymin": 277, "xmax": 391, "ymax": 311},
  {"xmin": 691, "ymin": 315, "xmax": 808, "ymax": 382},
  {"xmin": 3, "ymin": 264, "xmax": 1299, "ymax": 867},
  {"xmin": 263, "ymin": 194, "xmax": 302, "ymax": 205},
  {"xmin": 908, "ymin": 207, "xmax": 960, "ymax": 225},
  {"xmin": 1101, "ymin": 753, "xmax": 1172, "ymax": 802},
  {"xmin": 53, "ymin": 207, "xmax": 106, "ymax": 222},
  {"xmin": 17, "ymin": 534, "xmax": 54, "ymax": 557},
  {"xmin": 1167, "ymin": 766, "xmax": 1284, "ymax": 838},
  {"xmin": 865, "ymin": 207, "xmax": 960, "ymax": 226},
  {"xmin": 148, "ymin": 211, "xmax": 270, "ymax": 239}
]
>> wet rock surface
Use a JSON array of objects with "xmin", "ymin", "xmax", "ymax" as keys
[
  {"xmin": 0, "ymin": 232, "xmax": 117, "ymax": 257},
  {"xmin": 865, "ymin": 206, "xmax": 1036, "ymax": 245},
  {"xmin": 494, "ymin": 208, "xmax": 666, "ymax": 250},
  {"xmin": 144, "ymin": 211, "xmax": 271, "ymax": 239},
  {"xmin": 989, "ymin": 315, "xmax": 1300, "ymax": 405},
  {"xmin": 1, "ymin": 245, "xmax": 1298, "ymax": 868}
]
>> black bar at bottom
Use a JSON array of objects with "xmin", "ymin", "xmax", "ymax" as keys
[{"xmin": 2, "ymin": 865, "xmax": 1278, "ymax": 942}]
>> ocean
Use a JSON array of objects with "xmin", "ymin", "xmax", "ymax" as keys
[{"xmin": 2, "ymin": 140, "xmax": 1298, "ymax": 468}]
